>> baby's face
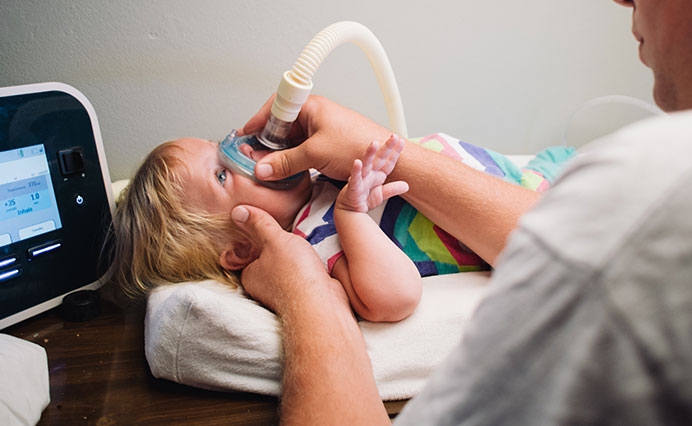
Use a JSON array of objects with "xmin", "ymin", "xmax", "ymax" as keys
[{"xmin": 173, "ymin": 137, "xmax": 312, "ymax": 230}]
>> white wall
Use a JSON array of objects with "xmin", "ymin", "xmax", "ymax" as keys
[{"xmin": 1, "ymin": 0, "xmax": 654, "ymax": 181}]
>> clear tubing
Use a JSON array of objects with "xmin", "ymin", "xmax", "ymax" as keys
[{"xmin": 258, "ymin": 21, "xmax": 408, "ymax": 150}]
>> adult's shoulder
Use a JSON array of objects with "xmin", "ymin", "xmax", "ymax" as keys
[
  {"xmin": 518, "ymin": 110, "xmax": 692, "ymax": 269},
  {"xmin": 579, "ymin": 109, "xmax": 692, "ymax": 171}
]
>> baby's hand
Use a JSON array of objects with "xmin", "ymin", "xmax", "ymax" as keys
[{"xmin": 336, "ymin": 134, "xmax": 409, "ymax": 213}]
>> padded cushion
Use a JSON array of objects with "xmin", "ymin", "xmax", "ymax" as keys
[{"xmin": 145, "ymin": 272, "xmax": 490, "ymax": 400}]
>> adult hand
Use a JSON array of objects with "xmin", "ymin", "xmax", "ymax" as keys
[
  {"xmin": 231, "ymin": 204, "xmax": 349, "ymax": 314},
  {"xmin": 239, "ymin": 95, "xmax": 392, "ymax": 182},
  {"xmin": 231, "ymin": 203, "xmax": 390, "ymax": 426},
  {"xmin": 241, "ymin": 95, "xmax": 540, "ymax": 267}
]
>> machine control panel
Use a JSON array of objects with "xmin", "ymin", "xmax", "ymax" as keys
[{"xmin": 0, "ymin": 83, "xmax": 115, "ymax": 329}]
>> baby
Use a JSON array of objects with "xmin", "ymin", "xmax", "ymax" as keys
[
  {"xmin": 106, "ymin": 127, "xmax": 572, "ymax": 322},
  {"xmin": 107, "ymin": 134, "xmax": 425, "ymax": 322}
]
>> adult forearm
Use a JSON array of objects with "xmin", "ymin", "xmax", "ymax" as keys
[
  {"xmin": 392, "ymin": 142, "xmax": 540, "ymax": 266},
  {"xmin": 279, "ymin": 280, "xmax": 391, "ymax": 425}
]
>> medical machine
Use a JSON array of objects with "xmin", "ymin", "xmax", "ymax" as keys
[{"xmin": 0, "ymin": 82, "xmax": 114, "ymax": 329}]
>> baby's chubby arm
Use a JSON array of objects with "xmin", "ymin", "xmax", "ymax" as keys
[{"xmin": 331, "ymin": 135, "xmax": 422, "ymax": 322}]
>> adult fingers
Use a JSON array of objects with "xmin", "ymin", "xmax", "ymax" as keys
[
  {"xmin": 231, "ymin": 204, "xmax": 283, "ymax": 247},
  {"xmin": 238, "ymin": 95, "xmax": 276, "ymax": 136}
]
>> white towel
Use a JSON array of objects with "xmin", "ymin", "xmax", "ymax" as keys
[
  {"xmin": 0, "ymin": 334, "xmax": 50, "ymax": 426},
  {"xmin": 145, "ymin": 271, "xmax": 489, "ymax": 401}
]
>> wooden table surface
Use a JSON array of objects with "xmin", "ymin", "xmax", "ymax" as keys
[{"xmin": 5, "ymin": 296, "xmax": 406, "ymax": 425}]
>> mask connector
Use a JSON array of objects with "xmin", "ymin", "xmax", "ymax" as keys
[{"xmin": 258, "ymin": 114, "xmax": 293, "ymax": 150}]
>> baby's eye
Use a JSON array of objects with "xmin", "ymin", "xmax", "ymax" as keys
[{"xmin": 216, "ymin": 169, "xmax": 227, "ymax": 185}]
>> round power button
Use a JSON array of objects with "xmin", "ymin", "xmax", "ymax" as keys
[{"xmin": 75, "ymin": 194, "xmax": 85, "ymax": 206}]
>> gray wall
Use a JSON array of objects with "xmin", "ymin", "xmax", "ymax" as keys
[{"xmin": 1, "ymin": 0, "xmax": 654, "ymax": 181}]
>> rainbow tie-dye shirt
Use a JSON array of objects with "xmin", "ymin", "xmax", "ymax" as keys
[{"xmin": 292, "ymin": 133, "xmax": 575, "ymax": 276}]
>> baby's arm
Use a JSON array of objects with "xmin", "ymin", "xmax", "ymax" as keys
[{"xmin": 331, "ymin": 134, "xmax": 422, "ymax": 322}]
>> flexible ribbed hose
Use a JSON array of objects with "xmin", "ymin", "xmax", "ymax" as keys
[
  {"xmin": 260, "ymin": 21, "xmax": 407, "ymax": 149},
  {"xmin": 288, "ymin": 21, "xmax": 407, "ymax": 137}
]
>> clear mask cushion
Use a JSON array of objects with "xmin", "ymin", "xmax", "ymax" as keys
[{"xmin": 218, "ymin": 130, "xmax": 306, "ymax": 190}]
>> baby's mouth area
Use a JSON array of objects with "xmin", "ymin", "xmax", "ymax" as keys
[{"xmin": 238, "ymin": 143, "xmax": 272, "ymax": 162}]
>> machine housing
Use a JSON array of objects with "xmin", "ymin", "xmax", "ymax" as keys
[{"xmin": 0, "ymin": 82, "xmax": 114, "ymax": 329}]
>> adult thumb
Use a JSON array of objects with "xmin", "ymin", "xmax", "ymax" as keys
[
  {"xmin": 254, "ymin": 147, "xmax": 310, "ymax": 181},
  {"xmin": 231, "ymin": 205, "xmax": 282, "ymax": 244}
]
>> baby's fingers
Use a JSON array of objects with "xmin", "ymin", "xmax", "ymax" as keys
[
  {"xmin": 380, "ymin": 180, "xmax": 409, "ymax": 201},
  {"xmin": 349, "ymin": 158, "xmax": 364, "ymax": 187},
  {"xmin": 360, "ymin": 141, "xmax": 378, "ymax": 178},
  {"xmin": 373, "ymin": 134, "xmax": 404, "ymax": 175}
]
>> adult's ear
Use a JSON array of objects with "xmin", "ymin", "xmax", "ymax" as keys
[{"xmin": 219, "ymin": 241, "xmax": 255, "ymax": 271}]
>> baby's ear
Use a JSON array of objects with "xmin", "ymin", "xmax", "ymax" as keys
[{"xmin": 219, "ymin": 242, "xmax": 255, "ymax": 271}]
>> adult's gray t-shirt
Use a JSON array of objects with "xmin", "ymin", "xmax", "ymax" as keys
[{"xmin": 395, "ymin": 111, "xmax": 692, "ymax": 425}]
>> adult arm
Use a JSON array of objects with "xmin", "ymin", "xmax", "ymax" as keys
[
  {"xmin": 393, "ymin": 141, "xmax": 540, "ymax": 265},
  {"xmin": 240, "ymin": 95, "xmax": 540, "ymax": 265},
  {"xmin": 231, "ymin": 205, "xmax": 390, "ymax": 425}
]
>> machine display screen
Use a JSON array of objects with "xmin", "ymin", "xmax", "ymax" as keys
[{"xmin": 0, "ymin": 144, "xmax": 62, "ymax": 248}]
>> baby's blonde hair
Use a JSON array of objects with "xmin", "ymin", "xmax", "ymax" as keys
[{"xmin": 105, "ymin": 141, "xmax": 242, "ymax": 301}]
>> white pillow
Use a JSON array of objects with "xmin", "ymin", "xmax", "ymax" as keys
[{"xmin": 145, "ymin": 271, "xmax": 489, "ymax": 401}]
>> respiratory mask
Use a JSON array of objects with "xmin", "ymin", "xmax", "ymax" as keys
[{"xmin": 218, "ymin": 130, "xmax": 306, "ymax": 189}]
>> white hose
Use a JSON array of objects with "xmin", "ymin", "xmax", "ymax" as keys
[
  {"xmin": 263, "ymin": 21, "xmax": 407, "ymax": 148},
  {"xmin": 561, "ymin": 95, "xmax": 664, "ymax": 146}
]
